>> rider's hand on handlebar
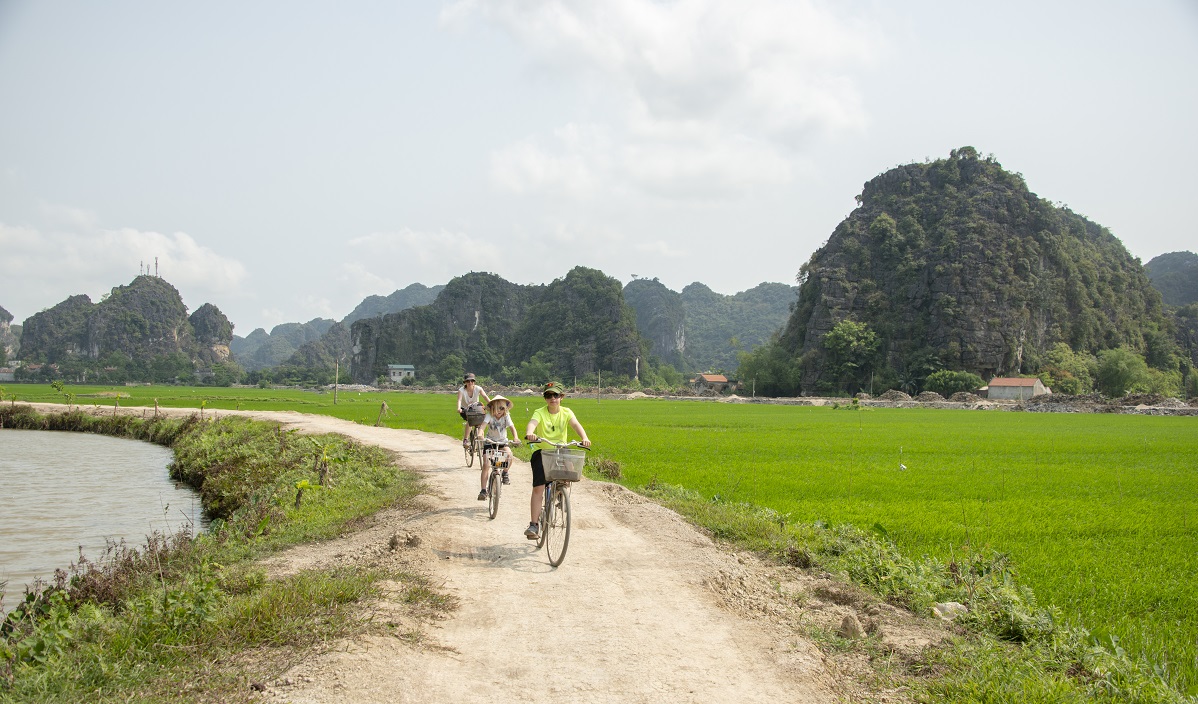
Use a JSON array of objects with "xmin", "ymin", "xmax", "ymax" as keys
[{"xmin": 580, "ymin": 439, "xmax": 591, "ymax": 448}]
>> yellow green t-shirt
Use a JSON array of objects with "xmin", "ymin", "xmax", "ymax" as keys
[{"xmin": 529, "ymin": 405, "xmax": 576, "ymax": 446}]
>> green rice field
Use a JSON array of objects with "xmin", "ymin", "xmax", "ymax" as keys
[{"xmin": 7, "ymin": 384, "xmax": 1197, "ymax": 692}]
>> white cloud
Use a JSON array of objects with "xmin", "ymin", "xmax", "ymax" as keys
[
  {"xmin": 347, "ymin": 227, "xmax": 507, "ymax": 283},
  {"xmin": 450, "ymin": 0, "xmax": 879, "ymax": 200},
  {"xmin": 0, "ymin": 220, "xmax": 247, "ymax": 323}
]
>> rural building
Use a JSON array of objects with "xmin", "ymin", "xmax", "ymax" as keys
[
  {"xmin": 0, "ymin": 367, "xmax": 13, "ymax": 382},
  {"xmin": 387, "ymin": 364, "xmax": 416, "ymax": 382},
  {"xmin": 692, "ymin": 373, "xmax": 730, "ymax": 393},
  {"xmin": 985, "ymin": 377, "xmax": 1051, "ymax": 400}
]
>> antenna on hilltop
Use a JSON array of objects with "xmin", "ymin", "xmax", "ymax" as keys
[
  {"xmin": 140, "ymin": 261, "xmax": 144, "ymax": 276},
  {"xmin": 155, "ymin": 257, "xmax": 159, "ymax": 277}
]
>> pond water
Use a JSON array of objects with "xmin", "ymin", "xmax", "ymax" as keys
[{"xmin": 0, "ymin": 429, "xmax": 204, "ymax": 605}]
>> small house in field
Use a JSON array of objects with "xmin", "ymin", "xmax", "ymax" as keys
[
  {"xmin": 692, "ymin": 373, "xmax": 730, "ymax": 393},
  {"xmin": 0, "ymin": 367, "xmax": 13, "ymax": 382},
  {"xmin": 985, "ymin": 377, "xmax": 1050, "ymax": 400},
  {"xmin": 387, "ymin": 364, "xmax": 415, "ymax": 382}
]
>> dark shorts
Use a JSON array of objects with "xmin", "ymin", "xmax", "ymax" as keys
[{"xmin": 530, "ymin": 449, "xmax": 548, "ymax": 487}]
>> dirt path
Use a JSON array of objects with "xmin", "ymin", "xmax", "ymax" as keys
[{"xmin": 28, "ymin": 404, "xmax": 925, "ymax": 702}]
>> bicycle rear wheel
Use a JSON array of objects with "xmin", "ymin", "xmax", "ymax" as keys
[
  {"xmin": 545, "ymin": 485, "xmax": 571, "ymax": 566},
  {"xmin": 487, "ymin": 470, "xmax": 501, "ymax": 519},
  {"xmin": 466, "ymin": 432, "xmax": 477, "ymax": 467}
]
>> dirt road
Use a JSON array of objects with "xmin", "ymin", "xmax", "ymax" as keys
[{"xmin": 27, "ymin": 405, "xmax": 853, "ymax": 702}]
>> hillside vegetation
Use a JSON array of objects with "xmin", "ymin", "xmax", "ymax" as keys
[
  {"xmin": 1146, "ymin": 251, "xmax": 1198, "ymax": 307},
  {"xmin": 623, "ymin": 278, "xmax": 796, "ymax": 373},
  {"xmin": 742, "ymin": 147, "xmax": 1191, "ymax": 397},
  {"xmin": 14, "ymin": 276, "xmax": 236, "ymax": 383},
  {"xmin": 0, "ymin": 304, "xmax": 16, "ymax": 365},
  {"xmin": 350, "ymin": 267, "xmax": 652, "ymax": 386}
]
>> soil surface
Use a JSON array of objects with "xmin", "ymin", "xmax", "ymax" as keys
[{"xmin": 29, "ymin": 404, "xmax": 950, "ymax": 703}]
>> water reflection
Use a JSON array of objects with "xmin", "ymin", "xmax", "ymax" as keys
[{"xmin": 0, "ymin": 429, "xmax": 204, "ymax": 601}]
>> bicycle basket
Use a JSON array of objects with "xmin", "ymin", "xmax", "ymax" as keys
[
  {"xmin": 464, "ymin": 409, "xmax": 486, "ymax": 426},
  {"xmin": 544, "ymin": 447, "xmax": 585, "ymax": 482}
]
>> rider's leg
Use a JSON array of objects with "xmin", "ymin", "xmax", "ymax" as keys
[
  {"xmin": 530, "ymin": 450, "xmax": 544, "ymax": 520},
  {"xmin": 481, "ymin": 455, "xmax": 490, "ymax": 490},
  {"xmin": 530, "ymin": 484, "xmax": 545, "ymax": 523}
]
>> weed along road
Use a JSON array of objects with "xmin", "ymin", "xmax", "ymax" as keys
[{"xmin": 28, "ymin": 404, "xmax": 838, "ymax": 703}]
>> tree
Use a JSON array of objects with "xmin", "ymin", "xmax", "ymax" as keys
[
  {"xmin": 822, "ymin": 320, "xmax": 879, "ymax": 393},
  {"xmin": 736, "ymin": 336, "xmax": 801, "ymax": 397},
  {"xmin": 436, "ymin": 353, "xmax": 466, "ymax": 385},
  {"xmin": 1039, "ymin": 342, "xmax": 1096, "ymax": 394},
  {"xmin": 1095, "ymin": 347, "xmax": 1150, "ymax": 397},
  {"xmin": 924, "ymin": 370, "xmax": 984, "ymax": 396}
]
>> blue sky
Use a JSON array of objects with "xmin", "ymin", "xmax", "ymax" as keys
[{"xmin": 2, "ymin": 0, "xmax": 1195, "ymax": 335}]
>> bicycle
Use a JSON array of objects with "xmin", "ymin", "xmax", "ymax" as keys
[
  {"xmin": 482, "ymin": 439, "xmax": 517, "ymax": 520},
  {"xmin": 529, "ymin": 438, "xmax": 588, "ymax": 567},
  {"xmin": 462, "ymin": 406, "xmax": 485, "ymax": 467}
]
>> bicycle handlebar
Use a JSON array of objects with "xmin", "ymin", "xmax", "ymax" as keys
[{"xmin": 526, "ymin": 437, "xmax": 590, "ymax": 450}]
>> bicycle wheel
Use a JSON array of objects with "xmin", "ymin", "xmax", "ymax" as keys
[
  {"xmin": 487, "ymin": 470, "xmax": 501, "ymax": 520},
  {"xmin": 545, "ymin": 485, "xmax": 571, "ymax": 567},
  {"xmin": 536, "ymin": 485, "xmax": 550, "ymax": 550},
  {"xmin": 465, "ymin": 431, "xmax": 476, "ymax": 467}
]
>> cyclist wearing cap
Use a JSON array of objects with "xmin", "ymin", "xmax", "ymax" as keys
[
  {"xmin": 477, "ymin": 395, "xmax": 520, "ymax": 500},
  {"xmin": 457, "ymin": 373, "xmax": 491, "ymax": 448},
  {"xmin": 523, "ymin": 381, "xmax": 590, "ymax": 540}
]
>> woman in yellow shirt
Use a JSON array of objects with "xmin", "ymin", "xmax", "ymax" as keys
[{"xmin": 522, "ymin": 381, "xmax": 590, "ymax": 540}]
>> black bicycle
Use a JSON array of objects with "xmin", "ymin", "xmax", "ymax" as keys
[
  {"xmin": 530, "ymin": 438, "xmax": 588, "ymax": 566},
  {"xmin": 462, "ymin": 406, "xmax": 485, "ymax": 467}
]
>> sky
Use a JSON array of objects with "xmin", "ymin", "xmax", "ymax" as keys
[{"xmin": 1, "ymin": 0, "xmax": 1196, "ymax": 336}]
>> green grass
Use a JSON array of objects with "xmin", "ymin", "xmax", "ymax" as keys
[
  {"xmin": 7, "ymin": 384, "xmax": 1198, "ymax": 698},
  {"xmin": 0, "ymin": 404, "xmax": 434, "ymax": 702}
]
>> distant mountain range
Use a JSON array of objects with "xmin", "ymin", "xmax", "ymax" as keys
[
  {"xmin": 5, "ymin": 149, "xmax": 1194, "ymax": 393},
  {"xmin": 229, "ymin": 283, "xmax": 444, "ymax": 370}
]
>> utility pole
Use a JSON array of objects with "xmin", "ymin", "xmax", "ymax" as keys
[{"xmin": 333, "ymin": 357, "xmax": 341, "ymax": 404}]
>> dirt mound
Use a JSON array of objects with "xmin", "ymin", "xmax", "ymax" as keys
[
  {"xmin": 915, "ymin": 391, "xmax": 944, "ymax": 402},
  {"xmin": 878, "ymin": 389, "xmax": 912, "ymax": 402},
  {"xmin": 948, "ymin": 392, "xmax": 981, "ymax": 402},
  {"xmin": 1120, "ymin": 393, "xmax": 1179, "ymax": 407}
]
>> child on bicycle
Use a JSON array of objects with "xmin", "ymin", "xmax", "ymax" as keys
[
  {"xmin": 477, "ymin": 395, "xmax": 520, "ymax": 500},
  {"xmin": 456, "ymin": 372, "xmax": 490, "ymax": 448},
  {"xmin": 523, "ymin": 381, "xmax": 590, "ymax": 540}
]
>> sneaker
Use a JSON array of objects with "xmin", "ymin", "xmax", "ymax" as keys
[
  {"xmin": 524, "ymin": 523, "xmax": 540, "ymax": 540},
  {"xmin": 477, "ymin": 490, "xmax": 487, "ymax": 501},
  {"xmin": 502, "ymin": 470, "xmax": 510, "ymax": 485}
]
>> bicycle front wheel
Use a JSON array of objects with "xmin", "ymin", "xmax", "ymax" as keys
[
  {"xmin": 545, "ymin": 485, "xmax": 571, "ymax": 567},
  {"xmin": 487, "ymin": 470, "xmax": 501, "ymax": 520}
]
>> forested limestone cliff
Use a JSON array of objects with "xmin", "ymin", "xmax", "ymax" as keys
[{"xmin": 767, "ymin": 147, "xmax": 1177, "ymax": 395}]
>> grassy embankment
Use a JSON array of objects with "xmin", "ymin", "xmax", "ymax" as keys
[
  {"xmin": 5, "ymin": 384, "xmax": 1197, "ymax": 701},
  {"xmin": 0, "ymin": 403, "xmax": 441, "ymax": 703}
]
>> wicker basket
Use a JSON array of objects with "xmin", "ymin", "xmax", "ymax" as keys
[
  {"xmin": 544, "ymin": 447, "xmax": 585, "ymax": 482},
  {"xmin": 464, "ymin": 409, "xmax": 486, "ymax": 427}
]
